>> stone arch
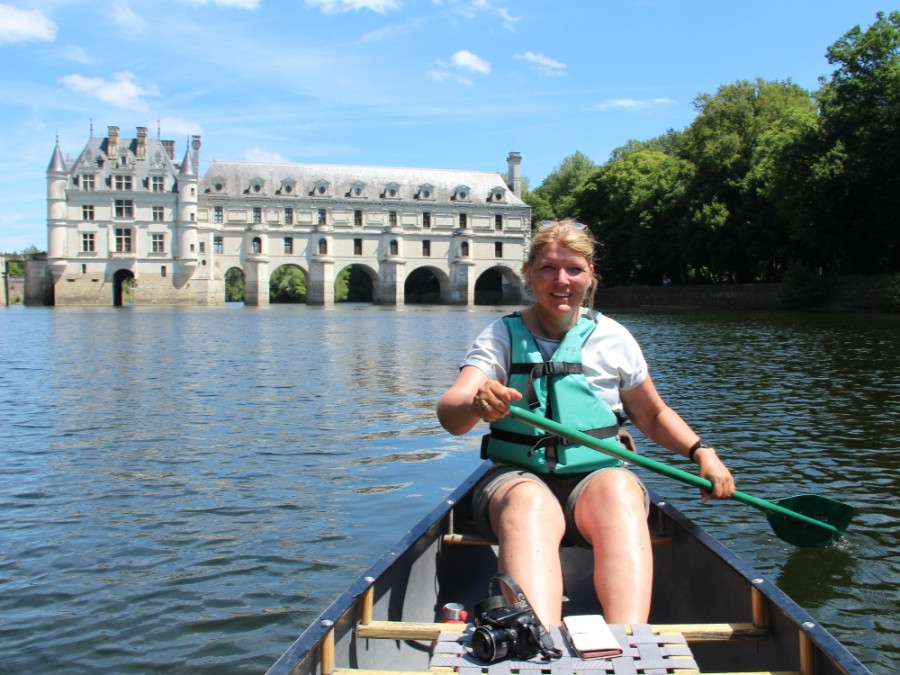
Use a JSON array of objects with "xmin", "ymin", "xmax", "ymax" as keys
[
  {"xmin": 112, "ymin": 268, "xmax": 135, "ymax": 307},
  {"xmin": 224, "ymin": 266, "xmax": 245, "ymax": 303},
  {"xmin": 269, "ymin": 263, "xmax": 309, "ymax": 304},
  {"xmin": 474, "ymin": 264, "xmax": 524, "ymax": 305},
  {"xmin": 405, "ymin": 264, "xmax": 451, "ymax": 304},
  {"xmin": 335, "ymin": 263, "xmax": 378, "ymax": 303}
]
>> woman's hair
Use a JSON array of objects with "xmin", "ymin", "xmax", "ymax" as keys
[{"xmin": 523, "ymin": 219, "xmax": 602, "ymax": 308}]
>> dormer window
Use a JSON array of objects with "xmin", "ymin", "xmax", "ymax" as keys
[
  {"xmin": 489, "ymin": 186, "xmax": 507, "ymax": 202},
  {"xmin": 312, "ymin": 179, "xmax": 330, "ymax": 197},
  {"xmin": 247, "ymin": 177, "xmax": 265, "ymax": 195},
  {"xmin": 209, "ymin": 175, "xmax": 226, "ymax": 193},
  {"xmin": 417, "ymin": 183, "xmax": 435, "ymax": 200},
  {"xmin": 453, "ymin": 185, "xmax": 471, "ymax": 201},
  {"xmin": 383, "ymin": 182, "xmax": 400, "ymax": 199},
  {"xmin": 280, "ymin": 178, "xmax": 297, "ymax": 195},
  {"xmin": 349, "ymin": 180, "xmax": 366, "ymax": 198}
]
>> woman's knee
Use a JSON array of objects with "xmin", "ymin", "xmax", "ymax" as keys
[{"xmin": 490, "ymin": 479, "xmax": 565, "ymax": 536}]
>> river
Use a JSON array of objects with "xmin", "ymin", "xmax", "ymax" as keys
[{"xmin": 0, "ymin": 304, "xmax": 897, "ymax": 673}]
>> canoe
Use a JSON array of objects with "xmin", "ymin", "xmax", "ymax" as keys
[{"xmin": 267, "ymin": 461, "xmax": 871, "ymax": 675}]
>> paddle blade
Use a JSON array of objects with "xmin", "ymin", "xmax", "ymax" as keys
[{"xmin": 766, "ymin": 494, "xmax": 854, "ymax": 548}]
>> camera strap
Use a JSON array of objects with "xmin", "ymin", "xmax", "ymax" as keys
[{"xmin": 473, "ymin": 573, "xmax": 562, "ymax": 661}]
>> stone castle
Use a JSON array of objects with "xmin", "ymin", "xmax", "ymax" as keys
[{"xmin": 42, "ymin": 125, "xmax": 531, "ymax": 306}]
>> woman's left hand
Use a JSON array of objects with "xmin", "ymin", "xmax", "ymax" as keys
[{"xmin": 693, "ymin": 446, "xmax": 736, "ymax": 502}]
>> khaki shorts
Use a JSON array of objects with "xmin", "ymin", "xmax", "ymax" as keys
[{"xmin": 472, "ymin": 464, "xmax": 650, "ymax": 549}]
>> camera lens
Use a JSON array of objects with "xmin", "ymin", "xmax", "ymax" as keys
[{"xmin": 472, "ymin": 625, "xmax": 517, "ymax": 663}]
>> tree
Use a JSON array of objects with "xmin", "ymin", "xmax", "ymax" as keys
[
  {"xmin": 531, "ymin": 151, "xmax": 598, "ymax": 220},
  {"xmin": 225, "ymin": 267, "xmax": 244, "ymax": 302},
  {"xmin": 814, "ymin": 11, "xmax": 900, "ymax": 273},
  {"xmin": 269, "ymin": 265, "xmax": 306, "ymax": 303}
]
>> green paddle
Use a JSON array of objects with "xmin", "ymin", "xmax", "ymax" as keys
[{"xmin": 508, "ymin": 407, "xmax": 853, "ymax": 548}]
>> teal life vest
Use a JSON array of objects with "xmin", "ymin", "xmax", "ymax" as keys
[{"xmin": 481, "ymin": 310, "xmax": 625, "ymax": 474}]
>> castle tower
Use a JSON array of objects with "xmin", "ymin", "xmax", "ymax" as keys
[
  {"xmin": 175, "ymin": 146, "xmax": 198, "ymax": 282},
  {"xmin": 46, "ymin": 140, "xmax": 69, "ymax": 281},
  {"xmin": 506, "ymin": 152, "xmax": 522, "ymax": 198}
]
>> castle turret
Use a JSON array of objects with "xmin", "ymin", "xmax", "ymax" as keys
[
  {"xmin": 46, "ymin": 140, "xmax": 69, "ymax": 280},
  {"xmin": 506, "ymin": 152, "xmax": 522, "ymax": 198},
  {"xmin": 176, "ymin": 146, "xmax": 199, "ymax": 278}
]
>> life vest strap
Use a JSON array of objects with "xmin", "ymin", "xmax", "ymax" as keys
[
  {"xmin": 482, "ymin": 423, "xmax": 621, "ymax": 458},
  {"xmin": 509, "ymin": 361, "xmax": 584, "ymax": 409}
]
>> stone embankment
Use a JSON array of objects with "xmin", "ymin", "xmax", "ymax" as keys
[{"xmin": 595, "ymin": 279, "xmax": 896, "ymax": 313}]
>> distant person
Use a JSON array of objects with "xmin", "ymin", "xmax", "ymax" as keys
[
  {"xmin": 437, "ymin": 219, "xmax": 735, "ymax": 625},
  {"xmin": 662, "ymin": 273, "xmax": 671, "ymax": 286}
]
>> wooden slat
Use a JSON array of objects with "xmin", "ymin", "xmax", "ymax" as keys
[{"xmin": 357, "ymin": 620, "xmax": 766, "ymax": 643}]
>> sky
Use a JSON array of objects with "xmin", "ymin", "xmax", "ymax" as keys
[{"xmin": 0, "ymin": 0, "xmax": 891, "ymax": 253}]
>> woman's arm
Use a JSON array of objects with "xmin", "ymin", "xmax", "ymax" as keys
[
  {"xmin": 620, "ymin": 374, "xmax": 735, "ymax": 500},
  {"xmin": 437, "ymin": 365, "xmax": 521, "ymax": 436}
]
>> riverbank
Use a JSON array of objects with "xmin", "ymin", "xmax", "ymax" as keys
[{"xmin": 596, "ymin": 277, "xmax": 898, "ymax": 313}]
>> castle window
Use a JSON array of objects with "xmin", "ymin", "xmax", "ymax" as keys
[
  {"xmin": 152, "ymin": 206, "xmax": 164, "ymax": 222},
  {"xmin": 161, "ymin": 266, "xmax": 167, "ymax": 277},
  {"xmin": 495, "ymin": 242, "xmax": 503, "ymax": 258},
  {"xmin": 318, "ymin": 238, "xmax": 328, "ymax": 255},
  {"xmin": 389, "ymin": 211, "xmax": 397, "ymax": 227},
  {"xmin": 284, "ymin": 237, "xmax": 293, "ymax": 254},
  {"xmin": 461, "ymin": 241, "xmax": 469, "ymax": 257},
  {"xmin": 214, "ymin": 206, "xmax": 223, "ymax": 223},
  {"xmin": 354, "ymin": 238, "xmax": 362, "ymax": 255},
  {"xmin": 214, "ymin": 236, "xmax": 223, "ymax": 254},
  {"xmin": 82, "ymin": 205, "xmax": 94, "ymax": 221},
  {"xmin": 422, "ymin": 240, "xmax": 431, "ymax": 257},
  {"xmin": 115, "ymin": 228, "xmax": 133, "ymax": 252},
  {"xmin": 389, "ymin": 239, "xmax": 398, "ymax": 256},
  {"xmin": 81, "ymin": 175, "xmax": 95, "ymax": 191},
  {"xmin": 495, "ymin": 214, "xmax": 503, "ymax": 230},
  {"xmin": 284, "ymin": 207, "xmax": 293, "ymax": 225},
  {"xmin": 252, "ymin": 207, "xmax": 262, "ymax": 224},
  {"xmin": 252, "ymin": 237, "xmax": 262, "ymax": 254},
  {"xmin": 151, "ymin": 234, "xmax": 165, "ymax": 253},
  {"xmin": 318, "ymin": 209, "xmax": 327, "ymax": 226},
  {"xmin": 199, "ymin": 241, "xmax": 205, "ymax": 253},
  {"xmin": 114, "ymin": 175, "xmax": 133, "ymax": 191},
  {"xmin": 81, "ymin": 232, "xmax": 95, "ymax": 252},
  {"xmin": 151, "ymin": 176, "xmax": 165, "ymax": 192},
  {"xmin": 354, "ymin": 209, "xmax": 363, "ymax": 227},
  {"xmin": 459, "ymin": 213, "xmax": 467, "ymax": 229},
  {"xmin": 114, "ymin": 200, "xmax": 134, "ymax": 219},
  {"xmin": 423, "ymin": 212, "xmax": 431, "ymax": 229}
]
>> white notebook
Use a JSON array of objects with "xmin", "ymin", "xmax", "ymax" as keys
[{"xmin": 562, "ymin": 614, "xmax": 623, "ymax": 659}]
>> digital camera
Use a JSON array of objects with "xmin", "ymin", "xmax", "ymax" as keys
[{"xmin": 471, "ymin": 603, "xmax": 545, "ymax": 663}]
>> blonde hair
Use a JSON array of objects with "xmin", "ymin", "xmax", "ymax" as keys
[{"xmin": 523, "ymin": 219, "xmax": 601, "ymax": 308}]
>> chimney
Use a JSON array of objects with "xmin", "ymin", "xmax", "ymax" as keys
[
  {"xmin": 506, "ymin": 152, "xmax": 522, "ymax": 198},
  {"xmin": 162, "ymin": 140, "xmax": 175, "ymax": 160},
  {"xmin": 136, "ymin": 127, "xmax": 147, "ymax": 160},
  {"xmin": 191, "ymin": 135, "xmax": 201, "ymax": 176},
  {"xmin": 107, "ymin": 126, "xmax": 120, "ymax": 162}
]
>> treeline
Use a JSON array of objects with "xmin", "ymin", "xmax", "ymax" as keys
[{"xmin": 524, "ymin": 11, "xmax": 900, "ymax": 289}]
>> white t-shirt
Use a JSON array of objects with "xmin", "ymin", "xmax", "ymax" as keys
[{"xmin": 460, "ymin": 313, "xmax": 648, "ymax": 415}]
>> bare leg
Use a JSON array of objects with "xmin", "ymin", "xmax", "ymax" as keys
[
  {"xmin": 489, "ymin": 478, "xmax": 566, "ymax": 624},
  {"xmin": 574, "ymin": 470, "xmax": 653, "ymax": 623}
]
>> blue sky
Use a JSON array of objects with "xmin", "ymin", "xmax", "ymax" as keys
[{"xmin": 0, "ymin": 0, "xmax": 890, "ymax": 253}]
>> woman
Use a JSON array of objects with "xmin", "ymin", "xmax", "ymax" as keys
[{"xmin": 437, "ymin": 220, "xmax": 735, "ymax": 626}]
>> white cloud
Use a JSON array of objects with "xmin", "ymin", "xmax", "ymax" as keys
[
  {"xmin": 515, "ymin": 51, "xmax": 565, "ymax": 76},
  {"xmin": 59, "ymin": 71, "xmax": 161, "ymax": 112},
  {"xmin": 0, "ymin": 4, "xmax": 57, "ymax": 45},
  {"xmin": 595, "ymin": 97, "xmax": 676, "ymax": 111},
  {"xmin": 111, "ymin": 1, "xmax": 146, "ymax": 34},
  {"xmin": 62, "ymin": 46, "xmax": 95, "ymax": 65},
  {"xmin": 434, "ymin": 0, "xmax": 521, "ymax": 31},
  {"xmin": 426, "ymin": 69, "xmax": 472, "ymax": 86},
  {"xmin": 450, "ymin": 49, "xmax": 490, "ymax": 75},
  {"xmin": 244, "ymin": 147, "xmax": 291, "ymax": 163},
  {"xmin": 179, "ymin": 0, "xmax": 261, "ymax": 8},
  {"xmin": 305, "ymin": 0, "xmax": 401, "ymax": 14},
  {"xmin": 159, "ymin": 117, "xmax": 203, "ymax": 137}
]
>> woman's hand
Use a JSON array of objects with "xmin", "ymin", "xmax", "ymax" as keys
[
  {"xmin": 471, "ymin": 379, "xmax": 522, "ymax": 423},
  {"xmin": 693, "ymin": 446, "xmax": 736, "ymax": 502}
]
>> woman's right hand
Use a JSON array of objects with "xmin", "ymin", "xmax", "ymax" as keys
[{"xmin": 471, "ymin": 379, "xmax": 522, "ymax": 422}]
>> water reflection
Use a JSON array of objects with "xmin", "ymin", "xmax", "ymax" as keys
[{"xmin": 0, "ymin": 305, "xmax": 897, "ymax": 674}]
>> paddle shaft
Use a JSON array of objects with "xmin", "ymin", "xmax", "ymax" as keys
[{"xmin": 507, "ymin": 407, "xmax": 841, "ymax": 536}]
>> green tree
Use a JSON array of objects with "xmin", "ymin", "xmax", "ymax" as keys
[
  {"xmin": 269, "ymin": 265, "xmax": 306, "ymax": 303},
  {"xmin": 225, "ymin": 267, "xmax": 244, "ymax": 302},
  {"xmin": 531, "ymin": 151, "xmax": 597, "ymax": 221},
  {"xmin": 813, "ymin": 11, "xmax": 900, "ymax": 273}
]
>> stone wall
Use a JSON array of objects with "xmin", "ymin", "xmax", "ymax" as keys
[{"xmin": 595, "ymin": 279, "xmax": 897, "ymax": 313}]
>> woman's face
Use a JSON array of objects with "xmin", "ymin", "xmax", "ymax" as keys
[{"xmin": 525, "ymin": 241, "xmax": 594, "ymax": 317}]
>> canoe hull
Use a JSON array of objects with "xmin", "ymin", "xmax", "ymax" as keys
[{"xmin": 268, "ymin": 461, "xmax": 870, "ymax": 675}]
